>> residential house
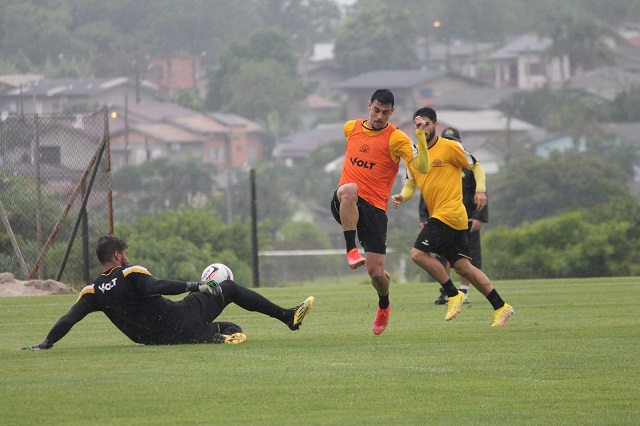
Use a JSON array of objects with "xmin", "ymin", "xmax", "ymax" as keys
[
  {"xmin": 335, "ymin": 69, "xmax": 486, "ymax": 119},
  {"xmin": 273, "ymin": 122, "xmax": 344, "ymax": 166},
  {"xmin": 489, "ymin": 33, "xmax": 570, "ymax": 89},
  {"xmin": 416, "ymin": 38, "xmax": 496, "ymax": 82},
  {"xmin": 1, "ymin": 114, "xmax": 104, "ymax": 182},
  {"xmin": 568, "ymin": 36, "xmax": 640, "ymax": 101},
  {"xmin": 396, "ymin": 109, "xmax": 544, "ymax": 174},
  {"xmin": 0, "ymin": 74, "xmax": 43, "ymax": 95},
  {"xmin": 300, "ymin": 94, "xmax": 342, "ymax": 130},
  {"xmin": 432, "ymin": 87, "xmax": 521, "ymax": 111},
  {"xmin": 298, "ymin": 43, "xmax": 343, "ymax": 94},
  {"xmin": 568, "ymin": 66, "xmax": 640, "ymax": 100},
  {"xmin": 146, "ymin": 56, "xmax": 206, "ymax": 98},
  {"xmin": 0, "ymin": 77, "xmax": 159, "ymax": 115},
  {"xmin": 109, "ymin": 122, "xmax": 208, "ymax": 170},
  {"xmin": 108, "ymin": 99, "xmax": 268, "ymax": 172},
  {"xmin": 532, "ymin": 132, "xmax": 585, "ymax": 159}
]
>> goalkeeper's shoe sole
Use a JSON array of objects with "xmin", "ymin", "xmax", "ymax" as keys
[
  {"xmin": 288, "ymin": 296, "xmax": 315, "ymax": 330},
  {"xmin": 214, "ymin": 333, "xmax": 247, "ymax": 344}
]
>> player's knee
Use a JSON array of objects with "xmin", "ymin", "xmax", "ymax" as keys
[
  {"xmin": 338, "ymin": 184, "xmax": 358, "ymax": 203},
  {"xmin": 369, "ymin": 269, "xmax": 386, "ymax": 282},
  {"xmin": 410, "ymin": 248, "xmax": 423, "ymax": 264}
]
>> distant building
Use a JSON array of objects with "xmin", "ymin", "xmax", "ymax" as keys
[
  {"xmin": 298, "ymin": 43, "xmax": 342, "ymax": 94},
  {"xmin": 335, "ymin": 70, "xmax": 485, "ymax": 119},
  {"xmin": 273, "ymin": 122, "xmax": 344, "ymax": 166},
  {"xmin": 416, "ymin": 38, "xmax": 496, "ymax": 82},
  {"xmin": 0, "ymin": 74, "xmax": 43, "ymax": 95},
  {"xmin": 108, "ymin": 107, "xmax": 268, "ymax": 172},
  {"xmin": 146, "ymin": 56, "xmax": 206, "ymax": 98},
  {"xmin": 489, "ymin": 33, "xmax": 570, "ymax": 89},
  {"xmin": 0, "ymin": 77, "xmax": 158, "ymax": 115}
]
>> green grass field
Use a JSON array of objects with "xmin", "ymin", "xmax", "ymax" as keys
[{"xmin": 1, "ymin": 276, "xmax": 639, "ymax": 425}]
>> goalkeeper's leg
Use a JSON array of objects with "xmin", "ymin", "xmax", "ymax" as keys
[{"xmin": 218, "ymin": 281, "xmax": 313, "ymax": 330}]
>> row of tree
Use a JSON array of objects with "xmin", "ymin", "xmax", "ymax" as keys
[
  {"xmin": 3, "ymin": 1, "xmax": 640, "ymax": 133},
  {"xmin": 2, "ymin": 0, "xmax": 639, "ymax": 78},
  {"xmin": 2, "ymin": 143, "xmax": 640, "ymax": 283}
]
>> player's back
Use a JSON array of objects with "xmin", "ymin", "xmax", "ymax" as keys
[{"xmin": 89, "ymin": 266, "xmax": 174, "ymax": 343}]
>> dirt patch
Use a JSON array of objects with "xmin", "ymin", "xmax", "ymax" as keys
[{"xmin": 0, "ymin": 272, "xmax": 77, "ymax": 297}]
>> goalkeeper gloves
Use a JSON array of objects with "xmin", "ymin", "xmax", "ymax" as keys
[
  {"xmin": 20, "ymin": 339, "xmax": 51, "ymax": 350},
  {"xmin": 186, "ymin": 280, "xmax": 222, "ymax": 296}
]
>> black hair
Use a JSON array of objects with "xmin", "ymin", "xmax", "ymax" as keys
[
  {"xmin": 95, "ymin": 235, "xmax": 127, "ymax": 264},
  {"xmin": 371, "ymin": 89, "xmax": 394, "ymax": 106},
  {"xmin": 413, "ymin": 106, "xmax": 437, "ymax": 123}
]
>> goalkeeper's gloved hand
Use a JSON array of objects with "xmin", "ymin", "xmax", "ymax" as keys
[
  {"xmin": 20, "ymin": 339, "xmax": 51, "ymax": 351},
  {"xmin": 186, "ymin": 280, "xmax": 222, "ymax": 296}
]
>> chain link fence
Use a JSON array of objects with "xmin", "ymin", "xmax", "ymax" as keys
[{"xmin": 0, "ymin": 108, "xmax": 112, "ymax": 284}]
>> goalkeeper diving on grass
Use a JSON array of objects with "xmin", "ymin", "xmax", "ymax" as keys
[{"xmin": 21, "ymin": 235, "xmax": 314, "ymax": 349}]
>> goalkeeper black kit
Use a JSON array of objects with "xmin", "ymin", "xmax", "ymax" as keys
[{"xmin": 41, "ymin": 265, "xmax": 237, "ymax": 348}]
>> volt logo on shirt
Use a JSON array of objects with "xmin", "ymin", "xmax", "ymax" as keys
[
  {"xmin": 349, "ymin": 157, "xmax": 376, "ymax": 169},
  {"xmin": 98, "ymin": 278, "xmax": 117, "ymax": 293}
]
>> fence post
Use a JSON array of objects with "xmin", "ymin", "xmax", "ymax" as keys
[
  {"xmin": 250, "ymin": 168, "xmax": 260, "ymax": 288},
  {"xmin": 55, "ymin": 137, "xmax": 106, "ymax": 281},
  {"xmin": 34, "ymin": 114, "xmax": 44, "ymax": 278}
]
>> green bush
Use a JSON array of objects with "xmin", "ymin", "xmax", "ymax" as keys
[{"xmin": 483, "ymin": 202, "xmax": 640, "ymax": 279}]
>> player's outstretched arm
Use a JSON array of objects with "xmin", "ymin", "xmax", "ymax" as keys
[{"xmin": 20, "ymin": 339, "xmax": 51, "ymax": 351}]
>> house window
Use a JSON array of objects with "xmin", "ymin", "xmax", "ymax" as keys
[
  {"xmin": 169, "ymin": 143, "xmax": 181, "ymax": 152},
  {"xmin": 40, "ymin": 146, "xmax": 61, "ymax": 165},
  {"xmin": 529, "ymin": 62, "xmax": 544, "ymax": 76},
  {"xmin": 209, "ymin": 147, "xmax": 225, "ymax": 164},
  {"xmin": 247, "ymin": 146, "xmax": 257, "ymax": 163}
]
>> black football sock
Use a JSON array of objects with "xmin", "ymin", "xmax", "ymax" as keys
[
  {"xmin": 486, "ymin": 289, "xmax": 505, "ymax": 310},
  {"xmin": 223, "ymin": 281, "xmax": 290, "ymax": 322},
  {"xmin": 344, "ymin": 230, "xmax": 357, "ymax": 252},
  {"xmin": 378, "ymin": 294, "xmax": 390, "ymax": 309},
  {"xmin": 441, "ymin": 279, "xmax": 459, "ymax": 298}
]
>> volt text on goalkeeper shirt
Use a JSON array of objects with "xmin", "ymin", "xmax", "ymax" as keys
[{"xmin": 43, "ymin": 265, "xmax": 204, "ymax": 346}]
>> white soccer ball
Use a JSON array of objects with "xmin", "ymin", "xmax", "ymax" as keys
[{"xmin": 201, "ymin": 263, "xmax": 234, "ymax": 284}]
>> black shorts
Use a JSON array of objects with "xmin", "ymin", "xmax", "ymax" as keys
[
  {"xmin": 467, "ymin": 228, "xmax": 482, "ymax": 269},
  {"xmin": 413, "ymin": 217, "xmax": 472, "ymax": 266},
  {"xmin": 161, "ymin": 285, "xmax": 240, "ymax": 344},
  {"xmin": 331, "ymin": 190, "xmax": 388, "ymax": 254}
]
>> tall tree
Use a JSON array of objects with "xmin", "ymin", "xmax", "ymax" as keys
[
  {"xmin": 205, "ymin": 27, "xmax": 303, "ymax": 132},
  {"xmin": 333, "ymin": 2, "xmax": 417, "ymax": 77},
  {"xmin": 248, "ymin": 0, "xmax": 342, "ymax": 55}
]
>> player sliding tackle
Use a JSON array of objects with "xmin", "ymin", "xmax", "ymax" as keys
[
  {"xmin": 21, "ymin": 235, "xmax": 314, "ymax": 349},
  {"xmin": 391, "ymin": 106, "xmax": 514, "ymax": 326}
]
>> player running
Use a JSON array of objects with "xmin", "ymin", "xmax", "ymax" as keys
[{"xmin": 331, "ymin": 88, "xmax": 430, "ymax": 335}]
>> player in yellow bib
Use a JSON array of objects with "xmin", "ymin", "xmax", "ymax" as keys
[{"xmin": 392, "ymin": 107, "xmax": 514, "ymax": 327}]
